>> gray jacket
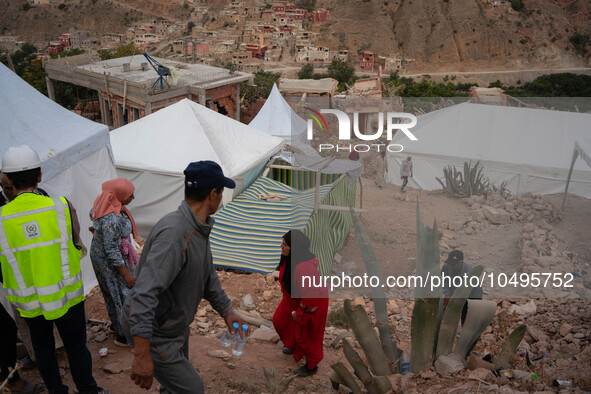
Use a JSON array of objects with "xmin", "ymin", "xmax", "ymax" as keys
[
  {"xmin": 441, "ymin": 262, "xmax": 483, "ymax": 299},
  {"xmin": 123, "ymin": 201, "xmax": 231, "ymax": 339}
]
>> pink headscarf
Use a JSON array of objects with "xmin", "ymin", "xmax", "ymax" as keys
[{"xmin": 92, "ymin": 178, "xmax": 137, "ymax": 238}]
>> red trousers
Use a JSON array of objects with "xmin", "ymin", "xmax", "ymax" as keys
[{"xmin": 273, "ymin": 295, "xmax": 328, "ymax": 369}]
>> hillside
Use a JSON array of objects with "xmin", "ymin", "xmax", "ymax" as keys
[
  {"xmin": 1, "ymin": 0, "xmax": 590, "ymax": 73},
  {"xmin": 314, "ymin": 0, "xmax": 591, "ymax": 72}
]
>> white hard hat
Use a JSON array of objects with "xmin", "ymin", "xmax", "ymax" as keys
[{"xmin": 1, "ymin": 145, "xmax": 42, "ymax": 173}]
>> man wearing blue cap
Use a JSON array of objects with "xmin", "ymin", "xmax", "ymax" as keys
[{"xmin": 122, "ymin": 161, "xmax": 245, "ymax": 393}]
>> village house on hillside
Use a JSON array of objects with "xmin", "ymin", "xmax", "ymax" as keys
[{"xmin": 44, "ymin": 54, "xmax": 253, "ymax": 129}]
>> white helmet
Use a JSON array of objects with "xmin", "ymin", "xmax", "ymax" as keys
[{"xmin": 1, "ymin": 145, "xmax": 42, "ymax": 173}]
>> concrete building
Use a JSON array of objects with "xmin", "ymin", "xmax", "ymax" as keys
[
  {"xmin": 359, "ymin": 51, "xmax": 374, "ymax": 72},
  {"xmin": 44, "ymin": 54, "xmax": 254, "ymax": 129}
]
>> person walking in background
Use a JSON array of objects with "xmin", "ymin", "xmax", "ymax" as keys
[
  {"xmin": 90, "ymin": 178, "xmax": 139, "ymax": 348},
  {"xmin": 273, "ymin": 230, "xmax": 329, "ymax": 377},
  {"xmin": 442, "ymin": 250, "xmax": 483, "ymax": 326},
  {"xmin": 375, "ymin": 150, "xmax": 386, "ymax": 189},
  {"xmin": 400, "ymin": 155, "xmax": 413, "ymax": 192},
  {"xmin": 0, "ymin": 145, "xmax": 105, "ymax": 394}
]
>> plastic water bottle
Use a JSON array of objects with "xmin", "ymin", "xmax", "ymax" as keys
[
  {"xmin": 401, "ymin": 350, "xmax": 410, "ymax": 375},
  {"xmin": 221, "ymin": 322, "xmax": 239, "ymax": 347},
  {"xmin": 232, "ymin": 324, "xmax": 249, "ymax": 356}
]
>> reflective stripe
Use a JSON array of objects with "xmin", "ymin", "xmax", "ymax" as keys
[
  {"xmin": 4, "ymin": 272, "xmax": 82, "ymax": 298},
  {"xmin": 52, "ymin": 198, "xmax": 71, "ymax": 280},
  {"xmin": 12, "ymin": 286, "xmax": 84, "ymax": 312},
  {"xmin": 1, "ymin": 202, "xmax": 67, "ymax": 221},
  {"xmin": 0, "ymin": 206, "xmax": 27, "ymax": 289},
  {"xmin": 0, "ymin": 235, "xmax": 72, "ymax": 255}
]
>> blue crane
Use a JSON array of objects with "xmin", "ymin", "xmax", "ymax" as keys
[{"xmin": 143, "ymin": 52, "xmax": 171, "ymax": 91}]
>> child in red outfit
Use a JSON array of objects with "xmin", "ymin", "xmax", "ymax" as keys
[{"xmin": 272, "ymin": 230, "xmax": 328, "ymax": 377}]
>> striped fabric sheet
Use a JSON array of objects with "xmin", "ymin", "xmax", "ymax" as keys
[{"xmin": 210, "ymin": 177, "xmax": 334, "ymax": 273}]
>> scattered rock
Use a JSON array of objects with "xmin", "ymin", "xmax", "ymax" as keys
[
  {"xmin": 93, "ymin": 333, "xmax": 108, "ymax": 343},
  {"xmin": 250, "ymin": 327, "xmax": 280, "ymax": 343},
  {"xmin": 240, "ymin": 294, "xmax": 256, "ymax": 311},
  {"xmin": 509, "ymin": 300, "xmax": 537, "ymax": 316},
  {"xmin": 559, "ymin": 323, "xmax": 572, "ymax": 337},
  {"xmin": 103, "ymin": 362, "xmax": 123, "ymax": 374},
  {"xmin": 482, "ymin": 205, "xmax": 511, "ymax": 225},
  {"xmin": 207, "ymin": 350, "xmax": 230, "ymax": 360},
  {"xmin": 225, "ymin": 362, "xmax": 236, "ymax": 370},
  {"xmin": 468, "ymin": 368, "xmax": 494, "ymax": 381},
  {"xmin": 435, "ymin": 354, "xmax": 465, "ymax": 377},
  {"xmin": 262, "ymin": 290, "xmax": 273, "ymax": 301}
]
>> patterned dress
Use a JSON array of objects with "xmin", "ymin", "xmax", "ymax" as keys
[{"xmin": 89, "ymin": 210, "xmax": 136, "ymax": 336}]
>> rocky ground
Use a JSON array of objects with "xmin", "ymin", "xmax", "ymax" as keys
[{"xmin": 13, "ymin": 176, "xmax": 591, "ymax": 393}]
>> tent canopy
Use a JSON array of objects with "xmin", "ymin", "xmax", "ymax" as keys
[
  {"xmin": 0, "ymin": 63, "xmax": 112, "ymax": 182},
  {"xmin": 110, "ymin": 98, "xmax": 284, "ymax": 235},
  {"xmin": 0, "ymin": 62, "xmax": 116, "ymax": 294},
  {"xmin": 386, "ymin": 103, "xmax": 591, "ymax": 197},
  {"xmin": 111, "ymin": 98, "xmax": 283, "ymax": 177},
  {"xmin": 249, "ymin": 84, "xmax": 307, "ymax": 142}
]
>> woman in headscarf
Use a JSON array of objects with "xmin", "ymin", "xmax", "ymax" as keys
[
  {"xmin": 272, "ymin": 230, "xmax": 329, "ymax": 377},
  {"xmin": 90, "ymin": 178, "xmax": 139, "ymax": 347}
]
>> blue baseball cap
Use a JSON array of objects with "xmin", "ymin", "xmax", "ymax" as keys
[{"xmin": 184, "ymin": 161, "xmax": 236, "ymax": 190}]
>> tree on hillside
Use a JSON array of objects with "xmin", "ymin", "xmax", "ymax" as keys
[
  {"xmin": 240, "ymin": 70, "xmax": 281, "ymax": 107},
  {"xmin": 327, "ymin": 58, "xmax": 355, "ymax": 89},
  {"xmin": 0, "ymin": 43, "xmax": 38, "ymax": 75},
  {"xmin": 298, "ymin": 63, "xmax": 314, "ymax": 79},
  {"xmin": 98, "ymin": 43, "xmax": 142, "ymax": 60}
]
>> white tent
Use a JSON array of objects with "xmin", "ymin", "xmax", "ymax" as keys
[
  {"xmin": 249, "ymin": 83, "xmax": 307, "ymax": 143},
  {"xmin": 0, "ymin": 62, "xmax": 117, "ymax": 293},
  {"xmin": 385, "ymin": 103, "xmax": 591, "ymax": 198},
  {"xmin": 110, "ymin": 98, "xmax": 284, "ymax": 236}
]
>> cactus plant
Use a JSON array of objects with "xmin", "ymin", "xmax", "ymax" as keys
[
  {"xmin": 494, "ymin": 324, "xmax": 527, "ymax": 370},
  {"xmin": 410, "ymin": 200, "xmax": 442, "ymax": 372},
  {"xmin": 350, "ymin": 208, "xmax": 399, "ymax": 369},
  {"xmin": 262, "ymin": 367, "xmax": 296, "ymax": 393},
  {"xmin": 342, "ymin": 339, "xmax": 391, "ymax": 394},
  {"xmin": 343, "ymin": 299, "xmax": 392, "ymax": 376},
  {"xmin": 454, "ymin": 300, "xmax": 497, "ymax": 358},
  {"xmin": 436, "ymin": 265, "xmax": 484, "ymax": 359}
]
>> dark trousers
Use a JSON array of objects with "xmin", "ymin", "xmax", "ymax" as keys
[
  {"xmin": 401, "ymin": 176, "xmax": 409, "ymax": 188},
  {"xmin": 0, "ymin": 302, "xmax": 19, "ymax": 384},
  {"xmin": 24, "ymin": 301, "xmax": 98, "ymax": 394}
]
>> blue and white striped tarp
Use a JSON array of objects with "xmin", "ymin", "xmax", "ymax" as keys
[{"xmin": 210, "ymin": 177, "xmax": 333, "ymax": 273}]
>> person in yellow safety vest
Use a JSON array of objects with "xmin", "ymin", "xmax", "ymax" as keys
[{"xmin": 0, "ymin": 145, "xmax": 108, "ymax": 394}]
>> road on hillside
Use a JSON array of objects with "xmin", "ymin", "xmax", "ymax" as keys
[{"xmin": 262, "ymin": 65, "xmax": 591, "ymax": 78}]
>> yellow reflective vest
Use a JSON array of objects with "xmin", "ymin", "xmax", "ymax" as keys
[{"xmin": 0, "ymin": 193, "xmax": 83, "ymax": 320}]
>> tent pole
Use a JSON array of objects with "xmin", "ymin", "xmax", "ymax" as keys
[{"xmin": 561, "ymin": 150, "xmax": 579, "ymax": 211}]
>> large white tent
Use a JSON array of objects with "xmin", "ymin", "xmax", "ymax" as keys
[
  {"xmin": 249, "ymin": 83, "xmax": 307, "ymax": 143},
  {"xmin": 110, "ymin": 98, "xmax": 284, "ymax": 235},
  {"xmin": 385, "ymin": 103, "xmax": 591, "ymax": 198},
  {"xmin": 0, "ymin": 62, "xmax": 117, "ymax": 293}
]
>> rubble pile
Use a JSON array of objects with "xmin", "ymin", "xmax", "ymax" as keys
[{"xmin": 463, "ymin": 192, "xmax": 560, "ymax": 226}]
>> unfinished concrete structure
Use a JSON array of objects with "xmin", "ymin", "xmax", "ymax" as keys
[{"xmin": 44, "ymin": 54, "xmax": 253, "ymax": 129}]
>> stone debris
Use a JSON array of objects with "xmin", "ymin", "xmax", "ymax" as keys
[
  {"xmin": 508, "ymin": 300, "xmax": 537, "ymax": 316},
  {"xmin": 435, "ymin": 354, "xmax": 465, "ymax": 377},
  {"xmin": 207, "ymin": 350, "xmax": 230, "ymax": 360},
  {"xmin": 103, "ymin": 362, "xmax": 123, "ymax": 374},
  {"xmin": 240, "ymin": 294, "xmax": 256, "ymax": 311},
  {"xmin": 250, "ymin": 327, "xmax": 280, "ymax": 343}
]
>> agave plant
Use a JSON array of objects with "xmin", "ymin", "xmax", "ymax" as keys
[{"xmin": 262, "ymin": 367, "xmax": 295, "ymax": 393}]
